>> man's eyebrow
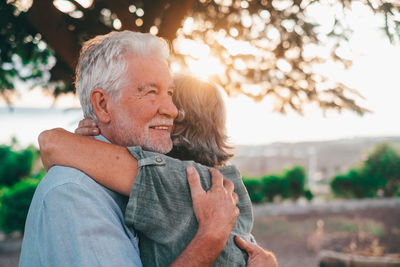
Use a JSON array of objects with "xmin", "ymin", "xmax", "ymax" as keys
[{"xmin": 137, "ymin": 82, "xmax": 159, "ymax": 91}]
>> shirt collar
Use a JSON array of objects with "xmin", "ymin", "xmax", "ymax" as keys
[{"xmin": 94, "ymin": 134, "xmax": 111, "ymax": 144}]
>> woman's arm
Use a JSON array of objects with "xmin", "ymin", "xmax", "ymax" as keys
[{"xmin": 38, "ymin": 128, "xmax": 137, "ymax": 195}]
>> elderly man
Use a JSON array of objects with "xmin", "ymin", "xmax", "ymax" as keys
[{"xmin": 20, "ymin": 31, "xmax": 276, "ymax": 267}]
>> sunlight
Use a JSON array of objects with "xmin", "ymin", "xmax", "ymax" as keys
[
  {"xmin": 174, "ymin": 37, "xmax": 225, "ymax": 78},
  {"xmin": 186, "ymin": 57, "xmax": 225, "ymax": 79},
  {"xmin": 182, "ymin": 17, "xmax": 194, "ymax": 34},
  {"xmin": 7, "ymin": 0, "xmax": 32, "ymax": 12},
  {"xmin": 53, "ymin": 0, "xmax": 76, "ymax": 13},
  {"xmin": 74, "ymin": 0, "xmax": 93, "ymax": 8},
  {"xmin": 175, "ymin": 39, "xmax": 210, "ymax": 59},
  {"xmin": 218, "ymin": 37, "xmax": 258, "ymax": 56}
]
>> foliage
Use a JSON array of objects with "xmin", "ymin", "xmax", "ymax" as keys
[
  {"xmin": 0, "ymin": 176, "xmax": 41, "ymax": 233},
  {"xmin": 0, "ymin": 1, "xmax": 53, "ymax": 103},
  {"xmin": 0, "ymin": 140, "xmax": 42, "ymax": 233},
  {"xmin": 243, "ymin": 165, "xmax": 310, "ymax": 204},
  {"xmin": 330, "ymin": 143, "xmax": 400, "ymax": 198},
  {"xmin": 363, "ymin": 143, "xmax": 400, "ymax": 197},
  {"xmin": 283, "ymin": 166, "xmax": 306, "ymax": 200},
  {"xmin": 303, "ymin": 187, "xmax": 314, "ymax": 201},
  {"xmin": 330, "ymin": 168, "xmax": 376, "ymax": 198},
  {"xmin": 242, "ymin": 177, "xmax": 264, "ymax": 203},
  {"xmin": 2, "ymin": 0, "xmax": 400, "ymax": 113},
  {"xmin": 0, "ymin": 144, "xmax": 36, "ymax": 186},
  {"xmin": 261, "ymin": 174, "xmax": 286, "ymax": 202}
]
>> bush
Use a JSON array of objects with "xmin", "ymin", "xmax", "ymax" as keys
[
  {"xmin": 283, "ymin": 166, "xmax": 306, "ymax": 200},
  {"xmin": 0, "ymin": 145, "xmax": 35, "ymax": 186},
  {"xmin": 262, "ymin": 175, "xmax": 285, "ymax": 202},
  {"xmin": 331, "ymin": 173, "xmax": 355, "ymax": 198},
  {"xmin": 304, "ymin": 188, "xmax": 314, "ymax": 201},
  {"xmin": 330, "ymin": 143, "xmax": 400, "ymax": 199},
  {"xmin": 0, "ymin": 177, "xmax": 41, "ymax": 233},
  {"xmin": 242, "ymin": 177, "xmax": 264, "ymax": 203},
  {"xmin": 363, "ymin": 143, "xmax": 400, "ymax": 197}
]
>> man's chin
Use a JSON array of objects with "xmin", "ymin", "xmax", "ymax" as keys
[{"xmin": 143, "ymin": 142, "xmax": 173, "ymax": 154}]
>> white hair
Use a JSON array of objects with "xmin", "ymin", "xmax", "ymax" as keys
[{"xmin": 75, "ymin": 31, "xmax": 170, "ymax": 120}]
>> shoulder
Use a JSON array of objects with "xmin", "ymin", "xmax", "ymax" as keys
[
  {"xmin": 36, "ymin": 166, "xmax": 101, "ymax": 196},
  {"xmin": 217, "ymin": 164, "xmax": 241, "ymax": 178},
  {"xmin": 128, "ymin": 146, "xmax": 191, "ymax": 171},
  {"xmin": 33, "ymin": 165, "xmax": 123, "ymax": 209}
]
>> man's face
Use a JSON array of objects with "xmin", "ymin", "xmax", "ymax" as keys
[{"xmin": 108, "ymin": 55, "xmax": 178, "ymax": 153}]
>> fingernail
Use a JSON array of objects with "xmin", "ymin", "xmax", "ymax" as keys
[
  {"xmin": 93, "ymin": 129, "xmax": 98, "ymax": 134},
  {"xmin": 187, "ymin": 166, "xmax": 194, "ymax": 174}
]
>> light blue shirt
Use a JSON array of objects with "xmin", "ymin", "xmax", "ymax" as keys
[{"xmin": 19, "ymin": 135, "xmax": 142, "ymax": 267}]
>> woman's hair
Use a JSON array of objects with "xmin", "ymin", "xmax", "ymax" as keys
[
  {"xmin": 168, "ymin": 75, "xmax": 234, "ymax": 166},
  {"xmin": 76, "ymin": 31, "xmax": 169, "ymax": 121}
]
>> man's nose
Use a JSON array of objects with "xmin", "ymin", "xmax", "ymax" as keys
[{"xmin": 159, "ymin": 95, "xmax": 178, "ymax": 119}]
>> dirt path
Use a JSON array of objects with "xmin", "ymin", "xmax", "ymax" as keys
[{"xmin": 253, "ymin": 206, "xmax": 400, "ymax": 267}]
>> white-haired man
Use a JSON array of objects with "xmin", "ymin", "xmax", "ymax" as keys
[{"xmin": 20, "ymin": 31, "xmax": 275, "ymax": 267}]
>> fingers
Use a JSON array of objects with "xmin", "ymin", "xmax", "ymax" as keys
[
  {"xmin": 74, "ymin": 127, "xmax": 99, "ymax": 135},
  {"xmin": 223, "ymin": 178, "xmax": 234, "ymax": 193},
  {"xmin": 235, "ymin": 236, "xmax": 256, "ymax": 254},
  {"xmin": 75, "ymin": 118, "xmax": 99, "ymax": 136},
  {"xmin": 209, "ymin": 168, "xmax": 224, "ymax": 189},
  {"xmin": 187, "ymin": 166, "xmax": 205, "ymax": 201},
  {"xmin": 234, "ymin": 206, "xmax": 240, "ymax": 217},
  {"xmin": 78, "ymin": 118, "xmax": 96, "ymax": 128},
  {"xmin": 211, "ymin": 169, "xmax": 238, "ymax": 208},
  {"xmin": 232, "ymin": 192, "xmax": 239, "ymax": 204}
]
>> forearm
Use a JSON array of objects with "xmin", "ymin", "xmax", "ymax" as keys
[
  {"xmin": 170, "ymin": 230, "xmax": 226, "ymax": 267},
  {"xmin": 38, "ymin": 128, "xmax": 137, "ymax": 195}
]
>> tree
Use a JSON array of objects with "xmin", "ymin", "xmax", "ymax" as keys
[
  {"xmin": 1, "ymin": 0, "xmax": 399, "ymax": 113},
  {"xmin": 363, "ymin": 143, "xmax": 400, "ymax": 197},
  {"xmin": 330, "ymin": 168, "xmax": 377, "ymax": 198},
  {"xmin": 0, "ymin": 144, "xmax": 35, "ymax": 187},
  {"xmin": 261, "ymin": 174, "xmax": 283, "ymax": 202},
  {"xmin": 330, "ymin": 143, "xmax": 400, "ymax": 198},
  {"xmin": 283, "ymin": 166, "xmax": 306, "ymax": 200},
  {"xmin": 0, "ymin": 177, "xmax": 41, "ymax": 233},
  {"xmin": 242, "ymin": 177, "xmax": 264, "ymax": 203}
]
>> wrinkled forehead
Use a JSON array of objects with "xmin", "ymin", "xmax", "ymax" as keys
[{"xmin": 124, "ymin": 55, "xmax": 173, "ymax": 88}]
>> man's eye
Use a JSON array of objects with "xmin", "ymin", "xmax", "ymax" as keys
[{"xmin": 147, "ymin": 89, "xmax": 157, "ymax": 94}]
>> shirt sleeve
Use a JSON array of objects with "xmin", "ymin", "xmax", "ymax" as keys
[{"xmin": 36, "ymin": 182, "xmax": 142, "ymax": 267}]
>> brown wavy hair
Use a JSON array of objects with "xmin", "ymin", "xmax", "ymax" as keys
[{"xmin": 167, "ymin": 74, "xmax": 234, "ymax": 167}]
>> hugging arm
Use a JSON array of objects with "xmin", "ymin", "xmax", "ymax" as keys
[{"xmin": 39, "ymin": 128, "xmax": 137, "ymax": 195}]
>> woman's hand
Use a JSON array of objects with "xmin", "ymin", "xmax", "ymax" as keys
[
  {"xmin": 38, "ymin": 128, "xmax": 69, "ymax": 171},
  {"xmin": 75, "ymin": 118, "xmax": 100, "ymax": 136}
]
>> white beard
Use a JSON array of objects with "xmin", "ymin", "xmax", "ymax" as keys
[{"xmin": 110, "ymin": 112, "xmax": 173, "ymax": 154}]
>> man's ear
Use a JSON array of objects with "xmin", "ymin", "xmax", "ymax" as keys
[{"xmin": 91, "ymin": 88, "xmax": 112, "ymax": 124}]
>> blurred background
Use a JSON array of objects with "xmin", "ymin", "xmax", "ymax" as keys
[{"xmin": 1, "ymin": 0, "xmax": 400, "ymax": 266}]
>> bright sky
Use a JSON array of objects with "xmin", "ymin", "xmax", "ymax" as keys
[{"xmin": 2, "ymin": 2, "xmax": 399, "ymax": 146}]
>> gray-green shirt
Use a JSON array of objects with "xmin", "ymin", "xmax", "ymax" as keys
[{"xmin": 125, "ymin": 146, "xmax": 253, "ymax": 267}]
